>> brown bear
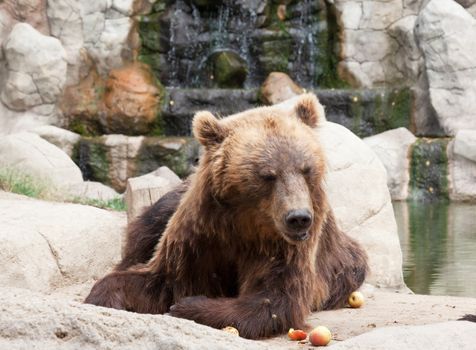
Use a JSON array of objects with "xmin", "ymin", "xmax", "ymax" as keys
[{"xmin": 85, "ymin": 93, "xmax": 368, "ymax": 339}]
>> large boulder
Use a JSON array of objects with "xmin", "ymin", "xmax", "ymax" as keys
[
  {"xmin": 364, "ymin": 128, "xmax": 417, "ymax": 201},
  {"xmin": 415, "ymin": 0, "xmax": 476, "ymax": 135},
  {"xmin": 448, "ymin": 130, "xmax": 476, "ymax": 201},
  {"xmin": 65, "ymin": 181, "xmax": 121, "ymax": 202},
  {"xmin": 333, "ymin": 0, "xmax": 420, "ymax": 87},
  {"xmin": 0, "ymin": 287, "xmax": 273, "ymax": 350},
  {"xmin": 331, "ymin": 321, "xmax": 476, "ymax": 350},
  {"xmin": 318, "ymin": 122, "xmax": 405, "ymax": 288},
  {"xmin": 0, "ymin": 132, "xmax": 83, "ymax": 189},
  {"xmin": 211, "ymin": 50, "xmax": 248, "ymax": 88},
  {"xmin": 1, "ymin": 22, "xmax": 67, "ymax": 111},
  {"xmin": 0, "ymin": 192, "xmax": 126, "ymax": 293},
  {"xmin": 259, "ymin": 72, "xmax": 303, "ymax": 105},
  {"xmin": 46, "ymin": 0, "xmax": 137, "ymax": 84},
  {"xmin": 31, "ymin": 125, "xmax": 81, "ymax": 157},
  {"xmin": 125, "ymin": 166, "xmax": 182, "ymax": 222},
  {"xmin": 102, "ymin": 63, "xmax": 162, "ymax": 135}
]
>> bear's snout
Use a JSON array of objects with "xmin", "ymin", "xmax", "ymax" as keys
[{"xmin": 285, "ymin": 209, "xmax": 313, "ymax": 240}]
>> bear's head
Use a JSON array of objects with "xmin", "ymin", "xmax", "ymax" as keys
[{"xmin": 192, "ymin": 93, "xmax": 327, "ymax": 245}]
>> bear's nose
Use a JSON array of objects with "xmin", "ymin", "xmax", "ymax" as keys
[{"xmin": 285, "ymin": 209, "xmax": 312, "ymax": 231}]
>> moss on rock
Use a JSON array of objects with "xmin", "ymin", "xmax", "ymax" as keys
[
  {"xmin": 73, "ymin": 139, "xmax": 111, "ymax": 186},
  {"xmin": 409, "ymin": 138, "xmax": 450, "ymax": 202},
  {"xmin": 136, "ymin": 137, "xmax": 200, "ymax": 178},
  {"xmin": 211, "ymin": 51, "xmax": 248, "ymax": 88}
]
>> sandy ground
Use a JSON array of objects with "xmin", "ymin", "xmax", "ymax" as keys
[
  {"xmin": 265, "ymin": 287, "xmax": 476, "ymax": 348},
  {"xmin": 61, "ymin": 282, "xmax": 476, "ymax": 348}
]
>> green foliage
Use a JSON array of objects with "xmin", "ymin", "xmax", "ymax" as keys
[
  {"xmin": 0, "ymin": 168, "xmax": 125, "ymax": 211},
  {"xmin": 71, "ymin": 197, "xmax": 127, "ymax": 211},
  {"xmin": 0, "ymin": 168, "xmax": 48, "ymax": 199}
]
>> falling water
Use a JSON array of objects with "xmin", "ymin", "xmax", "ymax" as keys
[{"xmin": 152, "ymin": 0, "xmax": 327, "ymax": 88}]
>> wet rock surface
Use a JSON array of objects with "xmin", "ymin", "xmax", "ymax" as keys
[{"xmin": 162, "ymin": 88, "xmax": 413, "ymax": 137}]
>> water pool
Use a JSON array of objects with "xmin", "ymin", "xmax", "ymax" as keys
[{"xmin": 393, "ymin": 201, "xmax": 476, "ymax": 298}]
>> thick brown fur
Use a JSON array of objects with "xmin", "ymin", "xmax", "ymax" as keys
[{"xmin": 85, "ymin": 94, "xmax": 368, "ymax": 339}]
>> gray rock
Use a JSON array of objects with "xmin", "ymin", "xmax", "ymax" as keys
[
  {"xmin": 331, "ymin": 321, "xmax": 476, "ymax": 350},
  {"xmin": 0, "ymin": 287, "xmax": 274, "ymax": 350},
  {"xmin": 259, "ymin": 72, "xmax": 303, "ymax": 105},
  {"xmin": 0, "ymin": 132, "xmax": 83, "ymax": 189},
  {"xmin": 151, "ymin": 166, "xmax": 183, "ymax": 186},
  {"xmin": 388, "ymin": 15, "xmax": 422, "ymax": 82},
  {"xmin": 125, "ymin": 166, "xmax": 182, "ymax": 222},
  {"xmin": 1, "ymin": 23, "xmax": 67, "ymax": 111},
  {"xmin": 448, "ymin": 130, "xmax": 476, "ymax": 201},
  {"xmin": 66, "ymin": 181, "xmax": 121, "ymax": 202},
  {"xmin": 318, "ymin": 121, "xmax": 405, "ymax": 288},
  {"xmin": 364, "ymin": 128, "xmax": 417, "ymax": 201},
  {"xmin": 334, "ymin": 0, "xmax": 420, "ymax": 87},
  {"xmin": 31, "ymin": 125, "xmax": 81, "ymax": 157},
  {"xmin": 47, "ymin": 0, "xmax": 135, "ymax": 84},
  {"xmin": 415, "ymin": 0, "xmax": 476, "ymax": 135},
  {"xmin": 0, "ymin": 193, "xmax": 126, "ymax": 292},
  {"xmin": 163, "ymin": 88, "xmax": 259, "ymax": 136}
]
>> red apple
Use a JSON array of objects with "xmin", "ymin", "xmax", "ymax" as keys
[
  {"xmin": 309, "ymin": 326, "xmax": 331, "ymax": 346},
  {"xmin": 288, "ymin": 328, "xmax": 307, "ymax": 341},
  {"xmin": 348, "ymin": 291, "xmax": 365, "ymax": 308}
]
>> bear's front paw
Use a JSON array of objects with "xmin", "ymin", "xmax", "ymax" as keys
[{"xmin": 169, "ymin": 295, "xmax": 210, "ymax": 320}]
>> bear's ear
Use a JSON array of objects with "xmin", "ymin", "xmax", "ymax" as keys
[
  {"xmin": 192, "ymin": 111, "xmax": 227, "ymax": 147},
  {"xmin": 294, "ymin": 93, "xmax": 324, "ymax": 128}
]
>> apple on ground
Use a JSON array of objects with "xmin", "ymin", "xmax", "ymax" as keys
[
  {"xmin": 288, "ymin": 328, "xmax": 307, "ymax": 341},
  {"xmin": 309, "ymin": 326, "xmax": 332, "ymax": 346},
  {"xmin": 348, "ymin": 291, "xmax": 365, "ymax": 308}
]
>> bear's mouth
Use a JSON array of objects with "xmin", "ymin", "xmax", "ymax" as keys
[{"xmin": 287, "ymin": 231, "xmax": 310, "ymax": 242}]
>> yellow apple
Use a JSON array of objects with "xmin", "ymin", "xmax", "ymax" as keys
[
  {"xmin": 222, "ymin": 326, "xmax": 239, "ymax": 336},
  {"xmin": 348, "ymin": 291, "xmax": 365, "ymax": 308},
  {"xmin": 309, "ymin": 326, "xmax": 332, "ymax": 346}
]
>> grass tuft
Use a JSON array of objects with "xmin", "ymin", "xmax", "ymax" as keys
[{"xmin": 0, "ymin": 168, "xmax": 126, "ymax": 211}]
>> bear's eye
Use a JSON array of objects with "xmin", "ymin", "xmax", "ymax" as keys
[
  {"xmin": 302, "ymin": 166, "xmax": 312, "ymax": 175},
  {"xmin": 260, "ymin": 172, "xmax": 277, "ymax": 182}
]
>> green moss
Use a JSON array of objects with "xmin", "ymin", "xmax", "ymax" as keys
[
  {"xmin": 0, "ymin": 168, "xmax": 48, "ymax": 199},
  {"xmin": 259, "ymin": 37, "xmax": 292, "ymax": 74},
  {"xmin": 346, "ymin": 88, "xmax": 412, "ymax": 137},
  {"xmin": 71, "ymin": 197, "xmax": 126, "ymax": 211},
  {"xmin": 147, "ymin": 77, "xmax": 166, "ymax": 136},
  {"xmin": 73, "ymin": 139, "xmax": 110, "ymax": 185},
  {"xmin": 315, "ymin": 2, "xmax": 350, "ymax": 88},
  {"xmin": 136, "ymin": 137, "xmax": 200, "ymax": 178},
  {"xmin": 409, "ymin": 138, "xmax": 450, "ymax": 202},
  {"xmin": 387, "ymin": 88, "xmax": 412, "ymax": 130},
  {"xmin": 139, "ymin": 12, "xmax": 164, "ymax": 52},
  {"xmin": 212, "ymin": 51, "xmax": 248, "ymax": 88}
]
